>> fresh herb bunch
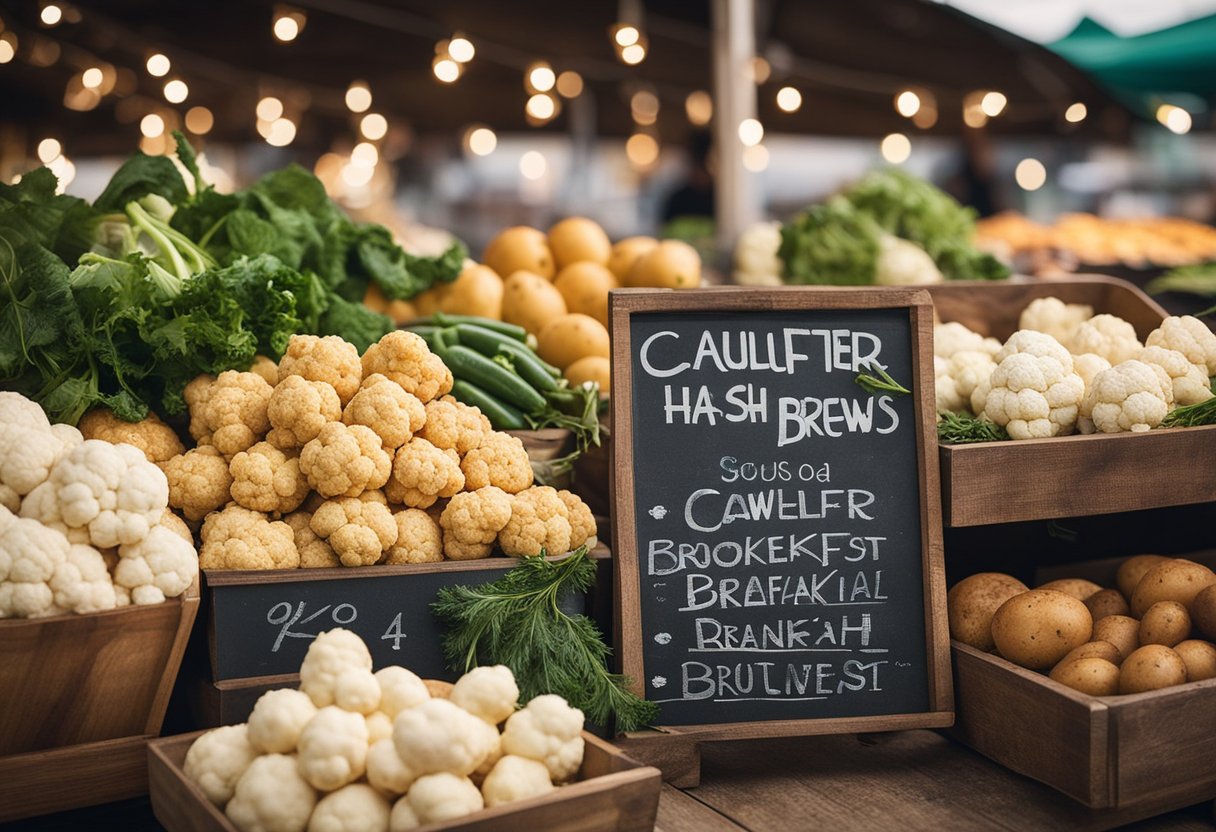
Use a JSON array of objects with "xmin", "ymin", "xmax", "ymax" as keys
[
  {"xmin": 433, "ymin": 547, "xmax": 658, "ymax": 733},
  {"xmin": 854, "ymin": 363, "xmax": 911, "ymax": 396},
  {"xmin": 1162, "ymin": 395, "xmax": 1216, "ymax": 428},
  {"xmin": 937, "ymin": 411, "xmax": 1010, "ymax": 443},
  {"xmin": 1146, "ymin": 264, "xmax": 1216, "ymax": 298}
]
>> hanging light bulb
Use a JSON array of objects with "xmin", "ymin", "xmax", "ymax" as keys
[
  {"xmin": 273, "ymin": 6, "xmax": 306, "ymax": 42},
  {"xmin": 980, "ymin": 91, "xmax": 1007, "ymax": 117},
  {"xmin": 40, "ymin": 4, "xmax": 63, "ymax": 26},
  {"xmin": 895, "ymin": 90, "xmax": 920, "ymax": 118},
  {"xmin": 685, "ymin": 90, "xmax": 712, "ymax": 126},
  {"xmin": 256, "ymin": 96, "xmax": 283, "ymax": 121},
  {"xmin": 37, "ymin": 138, "xmax": 61, "ymax": 163},
  {"xmin": 1064, "ymin": 102, "xmax": 1087, "ymax": 123},
  {"xmin": 140, "ymin": 113, "xmax": 165, "ymax": 138},
  {"xmin": 880, "ymin": 133, "xmax": 911, "ymax": 164},
  {"xmin": 776, "ymin": 86, "xmax": 802, "ymax": 113},
  {"xmin": 448, "ymin": 34, "xmax": 474, "ymax": 63},
  {"xmin": 1015, "ymin": 158, "xmax": 1046, "ymax": 190},
  {"xmin": 265, "ymin": 117, "xmax": 296, "ymax": 146},
  {"xmin": 360, "ymin": 112, "xmax": 388, "ymax": 141},
  {"xmin": 433, "ymin": 55, "xmax": 461, "ymax": 83},
  {"xmin": 345, "ymin": 82, "xmax": 372, "ymax": 113},
  {"xmin": 525, "ymin": 93, "xmax": 557, "ymax": 122},
  {"xmin": 519, "ymin": 150, "xmax": 547, "ymax": 180},
  {"xmin": 146, "ymin": 53, "xmax": 171, "ymax": 77},
  {"xmin": 185, "ymin": 106, "xmax": 213, "ymax": 134},
  {"xmin": 465, "ymin": 125, "xmax": 497, "ymax": 156},
  {"xmin": 163, "ymin": 79, "xmax": 189, "ymax": 104},
  {"xmin": 526, "ymin": 62, "xmax": 555, "ymax": 93},
  {"xmin": 81, "ymin": 67, "xmax": 104, "ymax": 89},
  {"xmin": 555, "ymin": 71, "xmax": 583, "ymax": 98},
  {"xmin": 737, "ymin": 118, "xmax": 763, "ymax": 147},
  {"xmin": 613, "ymin": 24, "xmax": 639, "ymax": 47}
]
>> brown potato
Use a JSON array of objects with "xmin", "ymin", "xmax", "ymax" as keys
[
  {"xmin": 483, "ymin": 226, "xmax": 554, "ymax": 281},
  {"xmin": 991, "ymin": 590, "xmax": 1093, "ymax": 670},
  {"xmin": 1138, "ymin": 601, "xmax": 1191, "ymax": 647},
  {"xmin": 500, "ymin": 270, "xmax": 567, "ymax": 336},
  {"xmin": 564, "ymin": 355, "xmax": 610, "ymax": 393},
  {"xmin": 1054, "ymin": 641, "xmax": 1123, "ymax": 670},
  {"xmin": 1038, "ymin": 578, "xmax": 1102, "ymax": 601},
  {"xmin": 1130, "ymin": 559, "xmax": 1216, "ymax": 618},
  {"xmin": 1084, "ymin": 588, "xmax": 1129, "ymax": 622},
  {"xmin": 536, "ymin": 313, "xmax": 610, "ymax": 371},
  {"xmin": 1116, "ymin": 554, "xmax": 1169, "ymax": 601},
  {"xmin": 547, "ymin": 217, "xmax": 611, "ymax": 269},
  {"xmin": 1174, "ymin": 640, "xmax": 1216, "ymax": 682},
  {"xmin": 1050, "ymin": 657, "xmax": 1120, "ymax": 696},
  {"xmin": 1118, "ymin": 645, "xmax": 1187, "ymax": 694},
  {"xmin": 1093, "ymin": 615, "xmax": 1140, "ymax": 661},
  {"xmin": 947, "ymin": 573, "xmax": 1028, "ymax": 652},
  {"xmin": 607, "ymin": 236, "xmax": 658, "ymax": 282},
  {"xmin": 440, "ymin": 264, "xmax": 504, "ymax": 320},
  {"xmin": 627, "ymin": 239, "xmax": 702, "ymax": 289},
  {"xmin": 1190, "ymin": 584, "xmax": 1216, "ymax": 641},
  {"xmin": 552, "ymin": 262, "xmax": 616, "ymax": 328}
]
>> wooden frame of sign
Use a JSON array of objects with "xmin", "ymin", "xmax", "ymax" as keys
[{"xmin": 610, "ymin": 287, "xmax": 952, "ymax": 780}]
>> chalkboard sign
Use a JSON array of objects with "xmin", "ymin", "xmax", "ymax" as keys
[
  {"xmin": 611, "ymin": 288, "xmax": 952, "ymax": 740},
  {"xmin": 206, "ymin": 557, "xmax": 589, "ymax": 681}
]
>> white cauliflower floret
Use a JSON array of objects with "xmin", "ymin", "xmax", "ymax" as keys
[
  {"xmin": 367, "ymin": 738, "xmax": 417, "ymax": 796},
  {"xmin": 334, "ymin": 667, "xmax": 382, "ymax": 715},
  {"xmin": 1073, "ymin": 352, "xmax": 1112, "ymax": 390},
  {"xmin": 45, "ymin": 439, "xmax": 169, "ymax": 548},
  {"xmin": 20, "ymin": 480, "xmax": 90, "ymax": 544},
  {"xmin": 366, "ymin": 711, "xmax": 393, "ymax": 744},
  {"xmin": 1081, "ymin": 359, "xmax": 1174, "ymax": 434},
  {"xmin": 226, "ymin": 753, "xmax": 317, "ymax": 832},
  {"xmin": 392, "ymin": 697, "xmax": 499, "ymax": 777},
  {"xmin": 1146, "ymin": 315, "xmax": 1216, "ymax": 376},
  {"xmin": 1139, "ymin": 345, "xmax": 1213, "ymax": 406},
  {"xmin": 732, "ymin": 221, "xmax": 783, "ymax": 286},
  {"xmin": 112, "ymin": 524, "xmax": 197, "ymax": 605},
  {"xmin": 297, "ymin": 705, "xmax": 370, "ymax": 791},
  {"xmin": 874, "ymin": 233, "xmax": 943, "ymax": 285},
  {"xmin": 247, "ymin": 688, "xmax": 318, "ymax": 754},
  {"xmin": 300, "ymin": 628, "xmax": 373, "ymax": 708},
  {"xmin": 934, "ymin": 356, "xmax": 965, "ymax": 414},
  {"xmin": 50, "ymin": 543, "xmax": 116, "ymax": 613},
  {"xmin": 972, "ymin": 330, "xmax": 1085, "ymax": 439},
  {"xmin": 183, "ymin": 724, "xmax": 259, "ymax": 807},
  {"xmin": 450, "ymin": 664, "xmax": 519, "ymax": 725},
  {"xmin": 390, "ymin": 773, "xmax": 484, "ymax": 830},
  {"xmin": 934, "ymin": 321, "xmax": 1001, "ymax": 360},
  {"xmin": 376, "ymin": 666, "xmax": 430, "ymax": 717},
  {"xmin": 0, "ymin": 391, "xmax": 50, "ymax": 428},
  {"xmin": 1068, "ymin": 314, "xmax": 1143, "ymax": 365},
  {"xmin": 480, "ymin": 755, "xmax": 554, "ymax": 807},
  {"xmin": 1018, "ymin": 296, "xmax": 1093, "ymax": 343},
  {"xmin": 0, "ymin": 416, "xmax": 81, "ymax": 498},
  {"xmin": 500, "ymin": 694, "xmax": 585, "ymax": 782},
  {"xmin": 0, "ymin": 514, "xmax": 70, "ymax": 618},
  {"xmin": 936, "ymin": 351, "xmax": 995, "ymax": 415},
  {"xmin": 557, "ymin": 490, "xmax": 596, "ymax": 550},
  {"xmin": 308, "ymin": 784, "xmax": 390, "ymax": 832}
]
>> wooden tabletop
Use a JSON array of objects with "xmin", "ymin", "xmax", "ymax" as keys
[{"xmin": 653, "ymin": 730, "xmax": 1216, "ymax": 832}]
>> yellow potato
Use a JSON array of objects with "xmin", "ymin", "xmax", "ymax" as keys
[
  {"xmin": 501, "ymin": 270, "xmax": 567, "ymax": 335},
  {"xmin": 1138, "ymin": 600, "xmax": 1191, "ymax": 647},
  {"xmin": 1174, "ymin": 639, "xmax": 1216, "ymax": 682},
  {"xmin": 1084, "ymin": 588, "xmax": 1130, "ymax": 622},
  {"xmin": 1038, "ymin": 578, "xmax": 1103, "ymax": 601},
  {"xmin": 553, "ymin": 262, "xmax": 617, "ymax": 328},
  {"xmin": 1118, "ymin": 645, "xmax": 1187, "ymax": 694},
  {"xmin": 1116, "ymin": 554, "xmax": 1169, "ymax": 601},
  {"xmin": 1093, "ymin": 615, "xmax": 1140, "ymax": 661},
  {"xmin": 1049, "ymin": 657, "xmax": 1120, "ymax": 696},
  {"xmin": 607, "ymin": 236, "xmax": 658, "ymax": 282},
  {"xmin": 547, "ymin": 217, "xmax": 611, "ymax": 269},
  {"xmin": 991, "ymin": 590, "xmax": 1093, "ymax": 670},
  {"xmin": 947, "ymin": 573, "xmax": 1028, "ymax": 652},
  {"xmin": 1190, "ymin": 584, "xmax": 1216, "ymax": 641},
  {"xmin": 1054, "ymin": 641, "xmax": 1123, "ymax": 670},
  {"xmin": 627, "ymin": 239, "xmax": 702, "ymax": 289},
  {"xmin": 1130, "ymin": 559, "xmax": 1216, "ymax": 618},
  {"xmin": 565, "ymin": 355, "xmax": 611, "ymax": 393},
  {"xmin": 441, "ymin": 264, "xmax": 504, "ymax": 320},
  {"xmin": 537, "ymin": 313, "xmax": 610, "ymax": 371},
  {"xmin": 484, "ymin": 226, "xmax": 554, "ymax": 280},
  {"xmin": 412, "ymin": 284, "xmax": 450, "ymax": 317}
]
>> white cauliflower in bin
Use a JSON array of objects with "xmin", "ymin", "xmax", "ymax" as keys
[
  {"xmin": 0, "ymin": 413, "xmax": 80, "ymax": 498},
  {"xmin": 297, "ymin": 705, "xmax": 369, "ymax": 791},
  {"xmin": 247, "ymin": 689, "xmax": 318, "ymax": 754},
  {"xmin": 1072, "ymin": 353, "xmax": 1112, "ymax": 390},
  {"xmin": 226, "ymin": 753, "xmax": 318, "ymax": 832},
  {"xmin": 500, "ymin": 694, "xmax": 585, "ymax": 782},
  {"xmin": 934, "ymin": 356, "xmax": 966, "ymax": 414},
  {"xmin": 308, "ymin": 784, "xmax": 390, "ymax": 832},
  {"xmin": 1018, "ymin": 296, "xmax": 1093, "ymax": 344},
  {"xmin": 732, "ymin": 221, "xmax": 784, "ymax": 286},
  {"xmin": 972, "ymin": 330, "xmax": 1085, "ymax": 439},
  {"xmin": 333, "ymin": 667, "xmax": 382, "ymax": 715},
  {"xmin": 113, "ymin": 524, "xmax": 198, "ymax": 605},
  {"xmin": 183, "ymin": 723, "xmax": 259, "ymax": 807},
  {"xmin": 480, "ymin": 755, "xmax": 555, "ymax": 807},
  {"xmin": 50, "ymin": 543, "xmax": 117, "ymax": 614},
  {"xmin": 1145, "ymin": 315, "xmax": 1216, "ymax": 377},
  {"xmin": 299, "ymin": 628, "xmax": 374, "ymax": 708},
  {"xmin": 1139, "ymin": 345, "xmax": 1213, "ymax": 407},
  {"xmin": 375, "ymin": 665, "xmax": 430, "ymax": 717},
  {"xmin": 874, "ymin": 233, "xmax": 943, "ymax": 285},
  {"xmin": 366, "ymin": 711, "xmax": 393, "ymax": 744},
  {"xmin": 1081, "ymin": 359, "xmax": 1174, "ymax": 434},
  {"xmin": 392, "ymin": 697, "xmax": 499, "ymax": 777},
  {"xmin": 934, "ymin": 322, "xmax": 1001, "ymax": 360},
  {"xmin": 390, "ymin": 773, "xmax": 484, "ymax": 830},
  {"xmin": 0, "ymin": 512, "xmax": 71, "ymax": 618},
  {"xmin": 935, "ymin": 350, "xmax": 996, "ymax": 415},
  {"xmin": 367, "ymin": 737, "xmax": 417, "ymax": 796},
  {"xmin": 1068, "ymin": 314, "xmax": 1143, "ymax": 365},
  {"xmin": 450, "ymin": 664, "xmax": 520, "ymax": 725}
]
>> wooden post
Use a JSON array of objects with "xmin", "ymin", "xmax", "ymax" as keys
[{"xmin": 711, "ymin": 0, "xmax": 761, "ymax": 258}]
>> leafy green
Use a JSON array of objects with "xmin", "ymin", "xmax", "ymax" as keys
[
  {"xmin": 1146, "ymin": 264, "xmax": 1216, "ymax": 298},
  {"xmin": 317, "ymin": 294, "xmax": 392, "ymax": 352},
  {"xmin": 355, "ymin": 225, "xmax": 466, "ymax": 300},
  {"xmin": 1161, "ymin": 396, "xmax": 1216, "ymax": 428},
  {"xmin": 854, "ymin": 363, "xmax": 911, "ymax": 395},
  {"xmin": 0, "ymin": 168, "xmax": 100, "ymax": 263},
  {"xmin": 779, "ymin": 198, "xmax": 880, "ymax": 284},
  {"xmin": 433, "ymin": 547, "xmax": 659, "ymax": 733},
  {"xmin": 94, "ymin": 151, "xmax": 189, "ymax": 213},
  {"xmin": 937, "ymin": 411, "xmax": 1010, "ymax": 443}
]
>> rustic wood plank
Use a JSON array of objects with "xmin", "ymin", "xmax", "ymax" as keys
[
  {"xmin": 0, "ymin": 735, "xmax": 151, "ymax": 822},
  {"xmin": 655, "ymin": 785, "xmax": 744, "ymax": 832}
]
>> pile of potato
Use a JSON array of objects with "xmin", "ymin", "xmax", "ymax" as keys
[{"xmin": 949, "ymin": 556, "xmax": 1216, "ymax": 695}]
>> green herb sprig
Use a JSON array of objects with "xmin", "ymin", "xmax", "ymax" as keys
[
  {"xmin": 1162, "ymin": 396, "xmax": 1216, "ymax": 428},
  {"xmin": 432, "ymin": 547, "xmax": 658, "ymax": 733},
  {"xmin": 937, "ymin": 411, "xmax": 1010, "ymax": 443},
  {"xmin": 854, "ymin": 362, "xmax": 911, "ymax": 396}
]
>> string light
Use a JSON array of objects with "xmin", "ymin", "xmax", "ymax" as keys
[
  {"xmin": 47, "ymin": 154, "xmax": 74, "ymax": 192},
  {"xmin": 625, "ymin": 133, "xmax": 659, "ymax": 169},
  {"xmin": 1157, "ymin": 104, "xmax": 1192, "ymax": 135},
  {"xmin": 185, "ymin": 106, "xmax": 213, "ymax": 134},
  {"xmin": 40, "ymin": 4, "xmax": 63, "ymax": 26},
  {"xmin": 29, "ymin": 37, "xmax": 59, "ymax": 66},
  {"xmin": 519, "ymin": 150, "xmax": 547, "ymax": 180},
  {"xmin": 895, "ymin": 90, "xmax": 920, "ymax": 118},
  {"xmin": 448, "ymin": 34, "xmax": 474, "ymax": 63},
  {"xmin": 465, "ymin": 125, "xmax": 497, "ymax": 156},
  {"xmin": 525, "ymin": 93, "xmax": 557, "ymax": 122},
  {"xmin": 613, "ymin": 24, "xmax": 639, "ymax": 47},
  {"xmin": 527, "ymin": 62, "xmax": 555, "ymax": 93},
  {"xmin": 0, "ymin": 33, "xmax": 15, "ymax": 64},
  {"xmin": 1015, "ymin": 158, "xmax": 1046, "ymax": 190},
  {"xmin": 140, "ymin": 113, "xmax": 165, "ymax": 138},
  {"xmin": 360, "ymin": 112, "xmax": 388, "ymax": 141},
  {"xmin": 980, "ymin": 91, "xmax": 1007, "ymax": 117},
  {"xmin": 685, "ymin": 90, "xmax": 712, "ymax": 126},
  {"xmin": 737, "ymin": 118, "xmax": 763, "ymax": 147},
  {"xmin": 880, "ymin": 133, "xmax": 911, "ymax": 164},
  {"xmin": 351, "ymin": 142, "xmax": 379, "ymax": 167},
  {"xmin": 341, "ymin": 161, "xmax": 374, "ymax": 188},
  {"xmin": 81, "ymin": 67, "xmax": 103, "ymax": 89},
  {"xmin": 163, "ymin": 79, "xmax": 188, "ymax": 104},
  {"xmin": 1065, "ymin": 102, "xmax": 1087, "ymax": 123},
  {"xmin": 146, "ymin": 53, "xmax": 170, "ymax": 77},
  {"xmin": 750, "ymin": 57, "xmax": 771, "ymax": 84},
  {"xmin": 37, "ymin": 138, "xmax": 61, "ymax": 163},
  {"xmin": 963, "ymin": 93, "xmax": 988, "ymax": 128},
  {"xmin": 555, "ymin": 71, "xmax": 583, "ymax": 98},
  {"xmin": 433, "ymin": 56, "xmax": 460, "ymax": 83},
  {"xmin": 265, "ymin": 117, "xmax": 296, "ymax": 146},
  {"xmin": 742, "ymin": 144, "xmax": 769, "ymax": 172},
  {"xmin": 776, "ymin": 86, "xmax": 802, "ymax": 113},
  {"xmin": 256, "ymin": 96, "xmax": 283, "ymax": 121},
  {"xmin": 620, "ymin": 42, "xmax": 646, "ymax": 64},
  {"xmin": 345, "ymin": 82, "xmax": 371, "ymax": 113},
  {"xmin": 631, "ymin": 90, "xmax": 659, "ymax": 126},
  {"xmin": 273, "ymin": 7, "xmax": 306, "ymax": 42}
]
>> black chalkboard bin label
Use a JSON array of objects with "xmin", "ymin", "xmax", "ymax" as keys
[{"xmin": 610, "ymin": 287, "xmax": 953, "ymax": 743}]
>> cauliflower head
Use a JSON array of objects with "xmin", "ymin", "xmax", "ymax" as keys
[
  {"xmin": 557, "ymin": 490, "xmax": 596, "ymax": 550},
  {"xmin": 45, "ymin": 439, "xmax": 169, "ymax": 548},
  {"xmin": 300, "ymin": 628, "xmax": 373, "ymax": 708},
  {"xmin": 225, "ymin": 753, "xmax": 317, "ymax": 832},
  {"xmin": 934, "ymin": 355, "xmax": 966, "ymax": 414},
  {"xmin": 979, "ymin": 352, "xmax": 1085, "ymax": 440},
  {"xmin": 361, "ymin": 331, "xmax": 453, "ymax": 404},
  {"xmin": 498, "ymin": 486, "xmax": 572, "ymax": 557},
  {"xmin": 366, "ymin": 711, "xmax": 393, "ymax": 744},
  {"xmin": 0, "ymin": 412, "xmax": 81, "ymax": 498},
  {"xmin": 391, "ymin": 697, "xmax": 499, "ymax": 777},
  {"xmin": 1139, "ymin": 345, "xmax": 1213, "ymax": 406},
  {"xmin": 247, "ymin": 688, "xmax": 318, "ymax": 754},
  {"xmin": 50, "ymin": 543, "xmax": 117, "ymax": 614},
  {"xmin": 460, "ymin": 432, "xmax": 532, "ymax": 494},
  {"xmin": 391, "ymin": 773, "xmax": 484, "ymax": 830},
  {"xmin": 440, "ymin": 487, "xmax": 511, "ymax": 547},
  {"xmin": 1082, "ymin": 359, "xmax": 1173, "ymax": 434},
  {"xmin": 417, "ymin": 398, "xmax": 490, "ymax": 456},
  {"xmin": 1068, "ymin": 314, "xmax": 1143, "ymax": 365},
  {"xmin": 78, "ymin": 408, "xmax": 184, "ymax": 466},
  {"xmin": 297, "ymin": 705, "xmax": 370, "ymax": 791},
  {"xmin": 367, "ymin": 738, "xmax": 418, "ymax": 796},
  {"xmin": 1073, "ymin": 352, "xmax": 1112, "ymax": 389},
  {"xmin": 480, "ymin": 755, "xmax": 554, "ymax": 807},
  {"xmin": 200, "ymin": 506, "xmax": 298, "ymax": 570},
  {"xmin": 500, "ymin": 694, "xmax": 585, "ymax": 781},
  {"xmin": 114, "ymin": 524, "xmax": 198, "ymax": 604},
  {"xmin": 266, "ymin": 375, "xmax": 342, "ymax": 451},
  {"xmin": 732, "ymin": 221, "xmax": 783, "ymax": 287},
  {"xmin": 332, "ymin": 667, "xmax": 382, "ymax": 715},
  {"xmin": 285, "ymin": 510, "xmax": 340, "ymax": 569},
  {"xmin": 164, "ymin": 446, "xmax": 233, "ymax": 522},
  {"xmin": 190, "ymin": 370, "xmax": 274, "ymax": 457},
  {"xmin": 278, "ymin": 334, "xmax": 363, "ymax": 405},
  {"xmin": 874, "ymin": 233, "xmax": 943, "ymax": 286},
  {"xmin": 384, "ymin": 509, "xmax": 443, "ymax": 565},
  {"xmin": 450, "ymin": 664, "xmax": 519, "ymax": 725},
  {"xmin": 248, "ymin": 355, "xmax": 279, "ymax": 385},
  {"xmin": 310, "ymin": 494, "xmax": 398, "ymax": 567},
  {"xmin": 1018, "ymin": 297, "xmax": 1093, "ymax": 344},
  {"xmin": 390, "ymin": 438, "xmax": 464, "ymax": 509},
  {"xmin": 183, "ymin": 723, "xmax": 259, "ymax": 807},
  {"xmin": 229, "ymin": 442, "xmax": 310, "ymax": 515},
  {"xmin": 934, "ymin": 322, "xmax": 1001, "ymax": 360},
  {"xmin": 308, "ymin": 784, "xmax": 390, "ymax": 832},
  {"xmin": 1146, "ymin": 315, "xmax": 1216, "ymax": 377},
  {"xmin": 301, "ymin": 423, "xmax": 392, "ymax": 499},
  {"xmin": 343, "ymin": 374, "xmax": 426, "ymax": 451},
  {"xmin": 376, "ymin": 666, "xmax": 430, "ymax": 717},
  {"xmin": 184, "ymin": 374, "xmax": 215, "ymax": 442}
]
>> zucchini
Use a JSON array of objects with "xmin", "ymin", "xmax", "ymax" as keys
[
  {"xmin": 435, "ymin": 343, "xmax": 547, "ymax": 414},
  {"xmin": 454, "ymin": 324, "xmax": 560, "ymax": 391},
  {"xmin": 431, "ymin": 313, "xmax": 528, "ymax": 341},
  {"xmin": 450, "ymin": 380, "xmax": 528, "ymax": 430}
]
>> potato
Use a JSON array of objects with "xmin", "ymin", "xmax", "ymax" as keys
[
  {"xmin": 1130, "ymin": 559, "xmax": 1216, "ymax": 618},
  {"xmin": 1054, "ymin": 640, "xmax": 1123, "ymax": 669},
  {"xmin": 484, "ymin": 226, "xmax": 554, "ymax": 280},
  {"xmin": 991, "ymin": 590, "xmax": 1093, "ymax": 670},
  {"xmin": 947, "ymin": 573, "xmax": 1028, "ymax": 652},
  {"xmin": 1038, "ymin": 578, "xmax": 1102, "ymax": 601},
  {"xmin": 1138, "ymin": 600, "xmax": 1191, "ymax": 647},
  {"xmin": 412, "ymin": 284, "xmax": 450, "ymax": 317},
  {"xmin": 1116, "ymin": 554, "xmax": 1169, "ymax": 601},
  {"xmin": 537, "ymin": 313, "xmax": 610, "ymax": 370},
  {"xmin": 627, "ymin": 239, "xmax": 702, "ymax": 289},
  {"xmin": 1093, "ymin": 615, "xmax": 1139, "ymax": 661},
  {"xmin": 565, "ymin": 355, "xmax": 610, "ymax": 393},
  {"xmin": 607, "ymin": 236, "xmax": 658, "ymax": 282},
  {"xmin": 441, "ymin": 264, "xmax": 504, "ymax": 320},
  {"xmin": 553, "ymin": 262, "xmax": 616, "ymax": 328},
  {"xmin": 1190, "ymin": 584, "xmax": 1216, "ymax": 640},
  {"xmin": 1118, "ymin": 645, "xmax": 1187, "ymax": 694},
  {"xmin": 1050, "ymin": 657, "xmax": 1120, "ymax": 696},
  {"xmin": 501, "ymin": 270, "xmax": 567, "ymax": 335},
  {"xmin": 363, "ymin": 283, "xmax": 417, "ymax": 325},
  {"xmin": 547, "ymin": 217, "xmax": 611, "ymax": 269},
  {"xmin": 1174, "ymin": 639, "xmax": 1216, "ymax": 682},
  {"xmin": 1084, "ymin": 588, "xmax": 1129, "ymax": 622}
]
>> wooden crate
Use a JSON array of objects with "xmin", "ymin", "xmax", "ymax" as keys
[
  {"xmin": 927, "ymin": 276, "xmax": 1216, "ymax": 526},
  {"xmin": 0, "ymin": 581, "xmax": 200, "ymax": 820},
  {"xmin": 149, "ymin": 730, "xmax": 662, "ymax": 832}
]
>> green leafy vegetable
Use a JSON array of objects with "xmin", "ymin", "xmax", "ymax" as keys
[
  {"xmin": 1146, "ymin": 264, "xmax": 1216, "ymax": 298},
  {"xmin": 854, "ymin": 363, "xmax": 911, "ymax": 396},
  {"xmin": 94, "ymin": 151, "xmax": 189, "ymax": 214},
  {"xmin": 1161, "ymin": 396, "xmax": 1216, "ymax": 428},
  {"xmin": 937, "ymin": 411, "xmax": 1010, "ymax": 443},
  {"xmin": 433, "ymin": 547, "xmax": 658, "ymax": 732},
  {"xmin": 779, "ymin": 198, "xmax": 879, "ymax": 285}
]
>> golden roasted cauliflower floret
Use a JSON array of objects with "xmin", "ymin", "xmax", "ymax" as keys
[
  {"xmin": 310, "ymin": 494, "xmax": 398, "ymax": 567},
  {"xmin": 384, "ymin": 509, "xmax": 443, "ymax": 565},
  {"xmin": 390, "ymin": 438, "xmax": 464, "ymax": 509},
  {"xmin": 248, "ymin": 355, "xmax": 280, "ymax": 385},
  {"xmin": 266, "ymin": 375, "xmax": 342, "ymax": 450},
  {"xmin": 189, "ymin": 370, "xmax": 274, "ymax": 457},
  {"xmin": 440, "ymin": 487, "xmax": 511, "ymax": 546},
  {"xmin": 278, "ymin": 334, "xmax": 363, "ymax": 405},
  {"xmin": 557, "ymin": 490, "xmax": 596, "ymax": 550},
  {"xmin": 229, "ymin": 442, "xmax": 310, "ymax": 515},
  {"xmin": 285, "ymin": 510, "xmax": 341, "ymax": 568},
  {"xmin": 200, "ymin": 506, "xmax": 298, "ymax": 570},
  {"xmin": 460, "ymin": 432, "xmax": 533, "ymax": 494},
  {"xmin": 418, "ymin": 397, "xmax": 491, "ymax": 456},
  {"xmin": 342, "ymin": 374, "xmax": 426, "ymax": 451},
  {"xmin": 300, "ymin": 422, "xmax": 392, "ymax": 498},
  {"xmin": 360, "ymin": 331, "xmax": 453, "ymax": 404},
  {"xmin": 164, "ymin": 446, "xmax": 233, "ymax": 523},
  {"xmin": 498, "ymin": 486, "xmax": 571, "ymax": 558},
  {"xmin": 184, "ymin": 374, "xmax": 216, "ymax": 442},
  {"xmin": 78, "ymin": 408, "xmax": 184, "ymax": 466}
]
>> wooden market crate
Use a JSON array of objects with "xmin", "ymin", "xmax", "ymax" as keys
[
  {"xmin": 927, "ymin": 276, "xmax": 1216, "ymax": 527},
  {"xmin": 148, "ymin": 730, "xmax": 662, "ymax": 832},
  {"xmin": 0, "ymin": 581, "xmax": 201, "ymax": 821}
]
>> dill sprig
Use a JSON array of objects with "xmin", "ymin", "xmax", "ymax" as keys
[
  {"xmin": 854, "ymin": 362, "xmax": 911, "ymax": 396},
  {"xmin": 432, "ymin": 547, "xmax": 658, "ymax": 733},
  {"xmin": 937, "ymin": 411, "xmax": 1010, "ymax": 443},
  {"xmin": 1162, "ymin": 396, "xmax": 1216, "ymax": 428},
  {"xmin": 1146, "ymin": 264, "xmax": 1216, "ymax": 298}
]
